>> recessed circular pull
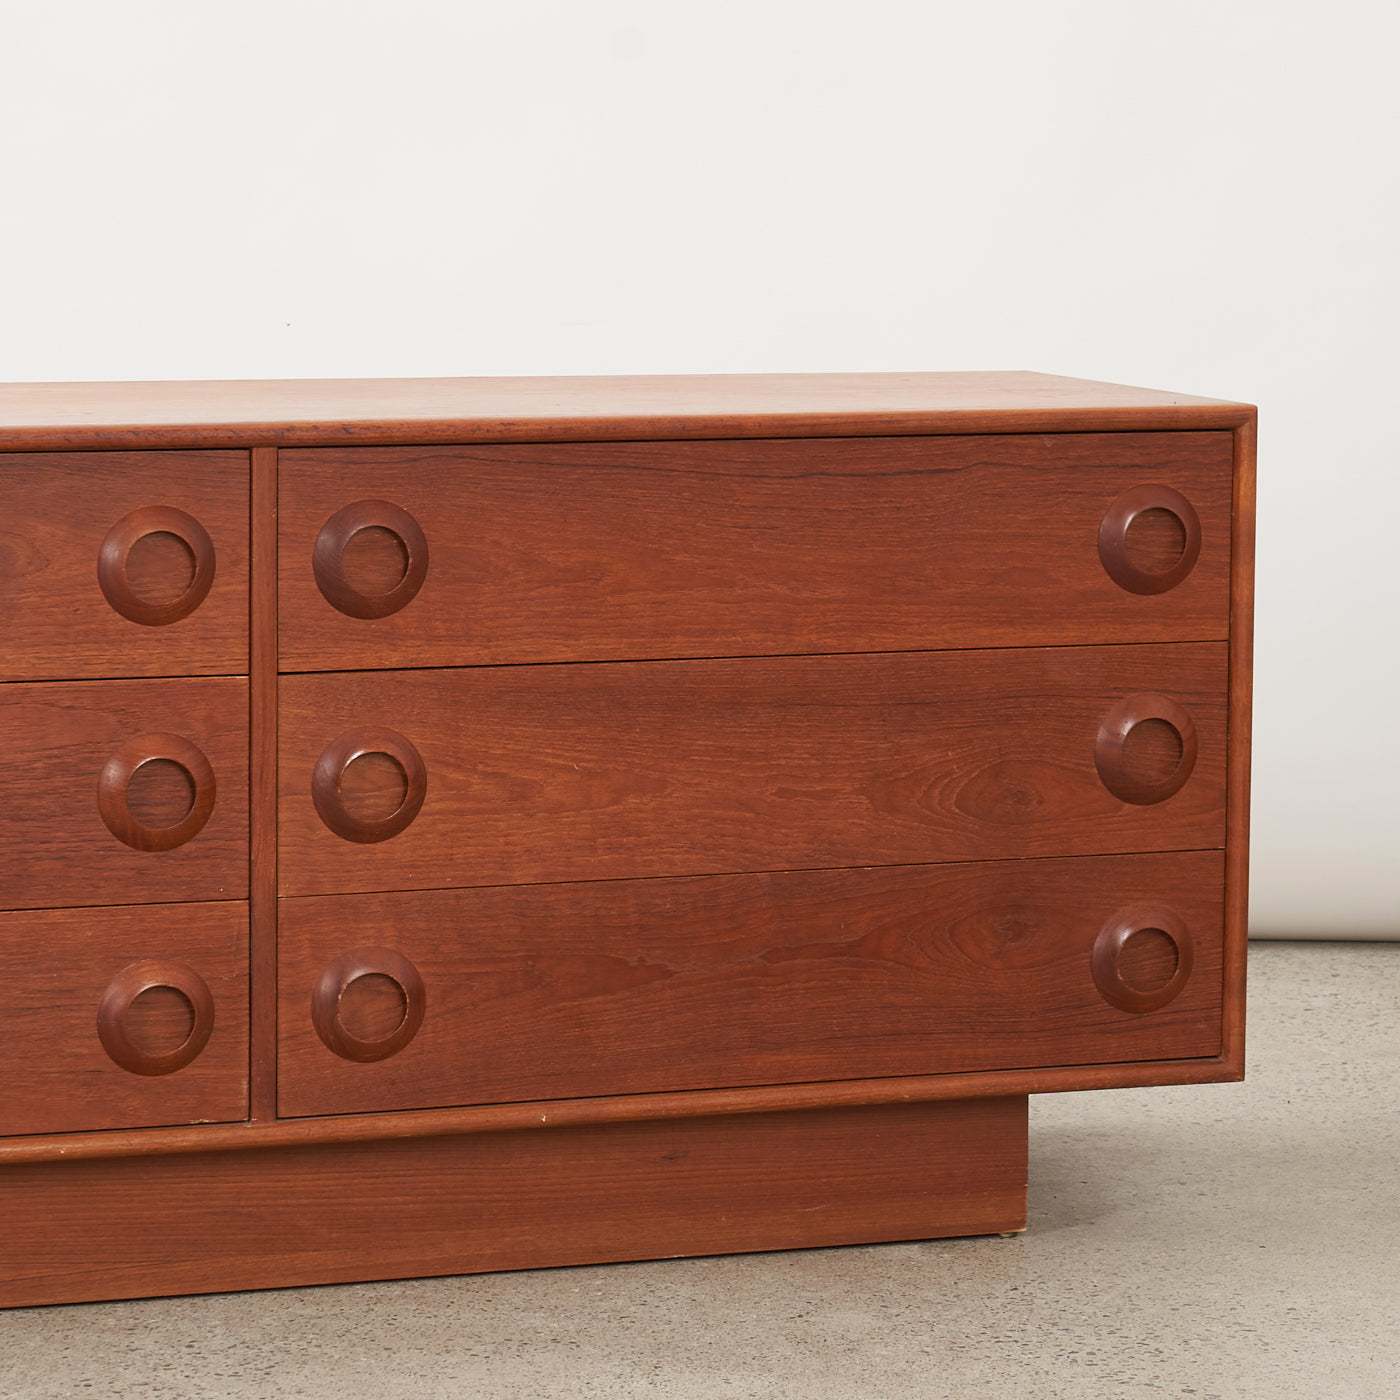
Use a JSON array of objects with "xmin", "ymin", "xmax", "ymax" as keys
[
  {"xmin": 312, "ymin": 726, "xmax": 427, "ymax": 843},
  {"xmin": 98, "ymin": 733, "xmax": 217, "ymax": 852},
  {"xmin": 1098, "ymin": 484, "xmax": 1202, "ymax": 595},
  {"xmin": 1094, "ymin": 693, "xmax": 1198, "ymax": 805},
  {"xmin": 1092, "ymin": 904, "xmax": 1194, "ymax": 1014},
  {"xmin": 313, "ymin": 500, "xmax": 429, "ymax": 620},
  {"xmin": 97, "ymin": 959, "xmax": 216, "ymax": 1075},
  {"xmin": 312, "ymin": 947, "xmax": 426, "ymax": 1063},
  {"xmin": 98, "ymin": 506, "xmax": 216, "ymax": 626}
]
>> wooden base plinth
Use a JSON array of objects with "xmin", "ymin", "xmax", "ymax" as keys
[{"xmin": 0, "ymin": 1097, "xmax": 1027, "ymax": 1308}]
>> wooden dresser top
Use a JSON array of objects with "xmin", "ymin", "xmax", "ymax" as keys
[{"xmin": 0, "ymin": 371, "xmax": 1254, "ymax": 450}]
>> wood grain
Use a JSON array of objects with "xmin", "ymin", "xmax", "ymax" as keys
[
  {"xmin": 278, "ymin": 644, "xmax": 1228, "ymax": 897},
  {"xmin": 0, "ymin": 374, "xmax": 1255, "ymax": 1308},
  {"xmin": 1097, "ymin": 483, "xmax": 1202, "ymax": 595},
  {"xmin": 277, "ymin": 433, "xmax": 1233, "ymax": 670},
  {"xmin": 276, "ymin": 851, "xmax": 1223, "ymax": 1118},
  {"xmin": 1223, "ymin": 413, "xmax": 1257, "ymax": 1075},
  {"xmin": 0, "ymin": 372, "xmax": 1253, "ymax": 453},
  {"xmin": 0, "ymin": 451, "xmax": 248, "ymax": 680},
  {"xmin": 96, "ymin": 505, "xmax": 216, "ymax": 627},
  {"xmin": 0, "ymin": 677, "xmax": 248, "ymax": 908},
  {"xmin": 310, "ymin": 498, "xmax": 428, "ymax": 620},
  {"xmin": 95, "ymin": 731, "xmax": 218, "ymax": 853},
  {"xmin": 95, "ymin": 957, "xmax": 216, "ymax": 1077},
  {"xmin": 0, "ymin": 1097, "xmax": 1027, "ymax": 1307},
  {"xmin": 0, "ymin": 902, "xmax": 247, "ymax": 1136},
  {"xmin": 249, "ymin": 447, "xmax": 278, "ymax": 1120},
  {"xmin": 0, "ymin": 1054, "xmax": 1240, "ymax": 1166}
]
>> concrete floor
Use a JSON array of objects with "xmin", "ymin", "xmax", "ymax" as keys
[{"xmin": 2, "ymin": 941, "xmax": 1396, "ymax": 1399}]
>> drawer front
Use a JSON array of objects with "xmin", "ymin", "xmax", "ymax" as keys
[
  {"xmin": 277, "ymin": 851, "xmax": 1224, "ymax": 1117},
  {"xmin": 0, "ymin": 902, "xmax": 248, "ymax": 1135},
  {"xmin": 0, "ymin": 451, "xmax": 248, "ymax": 681},
  {"xmin": 277, "ymin": 433, "xmax": 1232, "ymax": 671},
  {"xmin": 278, "ymin": 644, "xmax": 1227, "ymax": 898},
  {"xmin": 0, "ymin": 679, "xmax": 248, "ymax": 909}
]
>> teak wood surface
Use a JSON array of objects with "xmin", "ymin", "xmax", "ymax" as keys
[
  {"xmin": 0, "ymin": 677, "xmax": 249, "ymax": 909},
  {"xmin": 0, "ymin": 1097, "xmax": 1028, "ymax": 1308},
  {"xmin": 277, "ymin": 850, "xmax": 1224, "ymax": 1118},
  {"xmin": 278, "ymin": 644, "xmax": 1227, "ymax": 896},
  {"xmin": 0, "ymin": 371, "xmax": 1249, "ymax": 450},
  {"xmin": 0, "ymin": 451, "xmax": 249, "ymax": 681},
  {"xmin": 277, "ymin": 433, "xmax": 1232, "ymax": 670},
  {"xmin": 1223, "ymin": 416, "xmax": 1256, "ymax": 1075},
  {"xmin": 249, "ymin": 446, "xmax": 279, "ymax": 1122},
  {"xmin": 0, "ymin": 371, "xmax": 1255, "ymax": 1307},
  {"xmin": 0, "ymin": 902, "xmax": 249, "ymax": 1135}
]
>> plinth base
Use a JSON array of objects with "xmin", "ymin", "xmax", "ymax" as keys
[{"xmin": 0, "ymin": 1096, "xmax": 1027, "ymax": 1308}]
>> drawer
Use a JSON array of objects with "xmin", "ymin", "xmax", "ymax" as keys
[
  {"xmin": 0, "ymin": 451, "xmax": 248, "ymax": 681},
  {"xmin": 277, "ymin": 433, "xmax": 1233, "ymax": 670},
  {"xmin": 0, "ymin": 678, "xmax": 248, "ymax": 909},
  {"xmin": 278, "ymin": 644, "xmax": 1227, "ymax": 898},
  {"xmin": 276, "ymin": 851, "xmax": 1224, "ymax": 1117},
  {"xmin": 0, "ymin": 902, "xmax": 248, "ymax": 1136}
]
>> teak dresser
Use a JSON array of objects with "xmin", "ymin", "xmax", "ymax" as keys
[{"xmin": 0, "ymin": 372, "xmax": 1254, "ymax": 1307}]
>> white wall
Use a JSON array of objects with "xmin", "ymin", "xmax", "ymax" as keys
[{"xmin": 2, "ymin": 1, "xmax": 1395, "ymax": 936}]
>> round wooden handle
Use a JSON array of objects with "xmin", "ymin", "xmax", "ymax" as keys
[
  {"xmin": 1097, "ymin": 484, "xmax": 1202, "ymax": 595},
  {"xmin": 1092, "ymin": 905, "xmax": 1194, "ymax": 1014},
  {"xmin": 97, "ymin": 959, "xmax": 216, "ymax": 1075},
  {"xmin": 312, "ymin": 947, "xmax": 426, "ymax": 1063},
  {"xmin": 312, "ymin": 499, "xmax": 429, "ymax": 620},
  {"xmin": 1094, "ymin": 693, "xmax": 1198, "ymax": 806},
  {"xmin": 97, "ymin": 733, "xmax": 218, "ymax": 852},
  {"xmin": 311, "ymin": 726, "xmax": 428, "ymax": 844},
  {"xmin": 98, "ymin": 505, "xmax": 216, "ymax": 626}
]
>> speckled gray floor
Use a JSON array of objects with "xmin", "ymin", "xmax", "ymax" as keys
[{"xmin": 2, "ymin": 941, "xmax": 1396, "ymax": 1399}]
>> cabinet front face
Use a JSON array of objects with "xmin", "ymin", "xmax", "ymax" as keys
[
  {"xmin": 0, "ymin": 678, "xmax": 248, "ymax": 909},
  {"xmin": 275, "ymin": 851, "xmax": 1224, "ymax": 1117},
  {"xmin": 0, "ymin": 902, "xmax": 248, "ymax": 1135},
  {"xmin": 276, "ymin": 433, "xmax": 1232, "ymax": 672},
  {"xmin": 0, "ymin": 451, "xmax": 249, "ymax": 681},
  {"xmin": 277, "ymin": 645, "xmax": 1227, "ymax": 898},
  {"xmin": 0, "ymin": 376, "xmax": 1253, "ymax": 1316},
  {"xmin": 0, "ymin": 395, "xmax": 1247, "ymax": 1160}
]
